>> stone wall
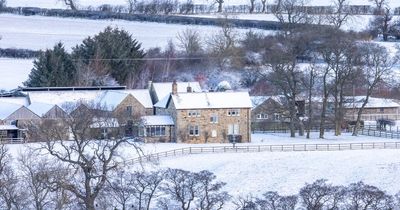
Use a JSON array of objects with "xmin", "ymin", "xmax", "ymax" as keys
[{"xmin": 175, "ymin": 108, "xmax": 251, "ymax": 144}]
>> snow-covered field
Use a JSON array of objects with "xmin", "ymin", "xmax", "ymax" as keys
[
  {"xmin": 0, "ymin": 13, "xmax": 271, "ymax": 90},
  {"xmin": 0, "ymin": 14, "xmax": 266, "ymax": 51},
  {"xmin": 139, "ymin": 132, "xmax": 400, "ymax": 197},
  {"xmin": 5, "ymin": 132, "xmax": 400, "ymax": 199},
  {"xmin": 0, "ymin": 58, "xmax": 33, "ymax": 90},
  {"xmin": 6, "ymin": 0, "xmax": 400, "ymax": 9}
]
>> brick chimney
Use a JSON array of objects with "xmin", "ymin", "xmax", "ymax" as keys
[
  {"xmin": 172, "ymin": 80, "xmax": 178, "ymax": 95},
  {"xmin": 187, "ymin": 83, "xmax": 192, "ymax": 93}
]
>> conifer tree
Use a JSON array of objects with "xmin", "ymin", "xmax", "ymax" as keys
[
  {"xmin": 24, "ymin": 42, "xmax": 76, "ymax": 87},
  {"xmin": 72, "ymin": 27, "xmax": 145, "ymax": 86}
]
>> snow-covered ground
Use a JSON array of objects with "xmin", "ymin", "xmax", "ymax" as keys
[
  {"xmin": 6, "ymin": 0, "xmax": 400, "ymax": 9},
  {"xmin": 140, "ymin": 132, "xmax": 400, "ymax": 198},
  {"xmin": 0, "ymin": 14, "xmax": 268, "ymax": 51},
  {"xmin": 0, "ymin": 58, "xmax": 33, "ymax": 90},
  {"xmin": 5, "ymin": 132, "xmax": 400, "ymax": 199}
]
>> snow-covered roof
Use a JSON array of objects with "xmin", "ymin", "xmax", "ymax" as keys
[
  {"xmin": 27, "ymin": 102, "xmax": 56, "ymax": 117},
  {"xmin": 154, "ymin": 95, "xmax": 170, "ymax": 108},
  {"xmin": 170, "ymin": 91, "xmax": 252, "ymax": 109},
  {"xmin": 141, "ymin": 115, "xmax": 174, "ymax": 126},
  {"xmin": 0, "ymin": 102, "xmax": 23, "ymax": 120},
  {"xmin": 251, "ymin": 96, "xmax": 283, "ymax": 108},
  {"xmin": 122, "ymin": 89, "xmax": 153, "ymax": 109},
  {"xmin": 345, "ymin": 96, "xmax": 400, "ymax": 109},
  {"xmin": 95, "ymin": 91, "xmax": 129, "ymax": 111},
  {"xmin": 0, "ymin": 96, "xmax": 29, "ymax": 106},
  {"xmin": 0, "ymin": 125, "xmax": 19, "ymax": 130},
  {"xmin": 152, "ymin": 82, "xmax": 202, "ymax": 101},
  {"xmin": 25, "ymin": 90, "xmax": 102, "ymax": 107}
]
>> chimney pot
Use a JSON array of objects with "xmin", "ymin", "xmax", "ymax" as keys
[{"xmin": 172, "ymin": 80, "xmax": 178, "ymax": 95}]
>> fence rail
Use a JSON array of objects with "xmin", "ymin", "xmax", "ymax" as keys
[
  {"xmin": 0, "ymin": 138, "xmax": 25, "ymax": 144},
  {"xmin": 361, "ymin": 127, "xmax": 400, "ymax": 139},
  {"xmin": 124, "ymin": 141, "xmax": 400, "ymax": 165}
]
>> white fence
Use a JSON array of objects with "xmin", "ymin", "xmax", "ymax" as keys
[{"xmin": 124, "ymin": 142, "xmax": 400, "ymax": 165}]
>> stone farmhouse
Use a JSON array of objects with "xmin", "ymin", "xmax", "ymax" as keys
[
  {"xmin": 155, "ymin": 81, "xmax": 252, "ymax": 143},
  {"xmin": 0, "ymin": 82, "xmax": 253, "ymax": 144}
]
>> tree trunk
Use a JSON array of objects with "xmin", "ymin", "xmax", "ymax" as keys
[
  {"xmin": 249, "ymin": 0, "xmax": 255, "ymax": 13},
  {"xmin": 319, "ymin": 95, "xmax": 328, "ymax": 139},
  {"xmin": 217, "ymin": 1, "xmax": 223, "ymax": 12}
]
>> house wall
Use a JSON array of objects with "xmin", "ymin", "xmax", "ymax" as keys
[
  {"xmin": 345, "ymin": 107, "xmax": 400, "ymax": 121},
  {"xmin": 174, "ymin": 108, "xmax": 251, "ymax": 144},
  {"xmin": 43, "ymin": 106, "xmax": 68, "ymax": 119},
  {"xmin": 251, "ymin": 99, "xmax": 287, "ymax": 130},
  {"xmin": 114, "ymin": 94, "xmax": 152, "ymax": 121},
  {"xmin": 143, "ymin": 125, "xmax": 174, "ymax": 143}
]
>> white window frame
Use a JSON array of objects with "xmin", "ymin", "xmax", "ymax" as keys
[
  {"xmin": 146, "ymin": 126, "xmax": 166, "ymax": 137},
  {"xmin": 189, "ymin": 125, "xmax": 200, "ymax": 136},
  {"xmin": 228, "ymin": 124, "xmax": 240, "ymax": 135},
  {"xmin": 210, "ymin": 114, "xmax": 218, "ymax": 124},
  {"xmin": 257, "ymin": 113, "xmax": 268, "ymax": 119},
  {"xmin": 274, "ymin": 113, "xmax": 281, "ymax": 121},
  {"xmin": 211, "ymin": 130, "xmax": 217, "ymax": 137},
  {"xmin": 227, "ymin": 109, "xmax": 240, "ymax": 116},
  {"xmin": 188, "ymin": 110, "xmax": 201, "ymax": 117}
]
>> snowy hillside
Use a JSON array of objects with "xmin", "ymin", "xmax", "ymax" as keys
[
  {"xmin": 0, "ymin": 14, "xmax": 268, "ymax": 51},
  {"xmin": 0, "ymin": 58, "xmax": 33, "ymax": 90},
  {"xmin": 6, "ymin": 0, "xmax": 400, "ymax": 9},
  {"xmin": 4, "ymin": 132, "xmax": 400, "ymax": 199}
]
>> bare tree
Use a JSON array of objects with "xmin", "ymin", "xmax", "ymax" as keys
[
  {"xmin": 369, "ymin": 7, "xmax": 393, "ymax": 41},
  {"xmin": 0, "ymin": 167, "xmax": 28, "ymax": 210},
  {"xmin": 272, "ymin": 0, "xmax": 310, "ymax": 25},
  {"xmin": 232, "ymin": 195, "xmax": 257, "ymax": 210},
  {"xmin": 216, "ymin": 0, "xmax": 224, "ymax": 12},
  {"xmin": 261, "ymin": 0, "xmax": 267, "ymax": 13},
  {"xmin": 29, "ymin": 103, "xmax": 141, "ymax": 210},
  {"xmin": 249, "ymin": 0, "xmax": 256, "ymax": 13},
  {"xmin": 317, "ymin": 29, "xmax": 358, "ymax": 136},
  {"xmin": 256, "ymin": 191, "xmax": 297, "ymax": 210},
  {"xmin": 302, "ymin": 63, "xmax": 318, "ymax": 139},
  {"xmin": 207, "ymin": 16, "xmax": 239, "ymax": 70},
  {"xmin": 352, "ymin": 42, "xmax": 394, "ymax": 136},
  {"xmin": 177, "ymin": 28, "xmax": 202, "ymax": 56},
  {"xmin": 299, "ymin": 179, "xmax": 346, "ymax": 210},
  {"xmin": 196, "ymin": 170, "xmax": 230, "ymax": 210},
  {"xmin": 127, "ymin": 0, "xmax": 136, "ymax": 13},
  {"xmin": 160, "ymin": 168, "xmax": 199, "ymax": 210},
  {"xmin": 328, "ymin": 0, "xmax": 350, "ymax": 29},
  {"xmin": 18, "ymin": 151, "xmax": 55, "ymax": 210},
  {"xmin": 59, "ymin": 0, "xmax": 77, "ymax": 10},
  {"xmin": 346, "ymin": 182, "xmax": 393, "ymax": 209},
  {"xmin": 369, "ymin": 0, "xmax": 387, "ymax": 15}
]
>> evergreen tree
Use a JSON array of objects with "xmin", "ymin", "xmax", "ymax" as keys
[
  {"xmin": 24, "ymin": 43, "xmax": 76, "ymax": 87},
  {"xmin": 72, "ymin": 27, "xmax": 145, "ymax": 86}
]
